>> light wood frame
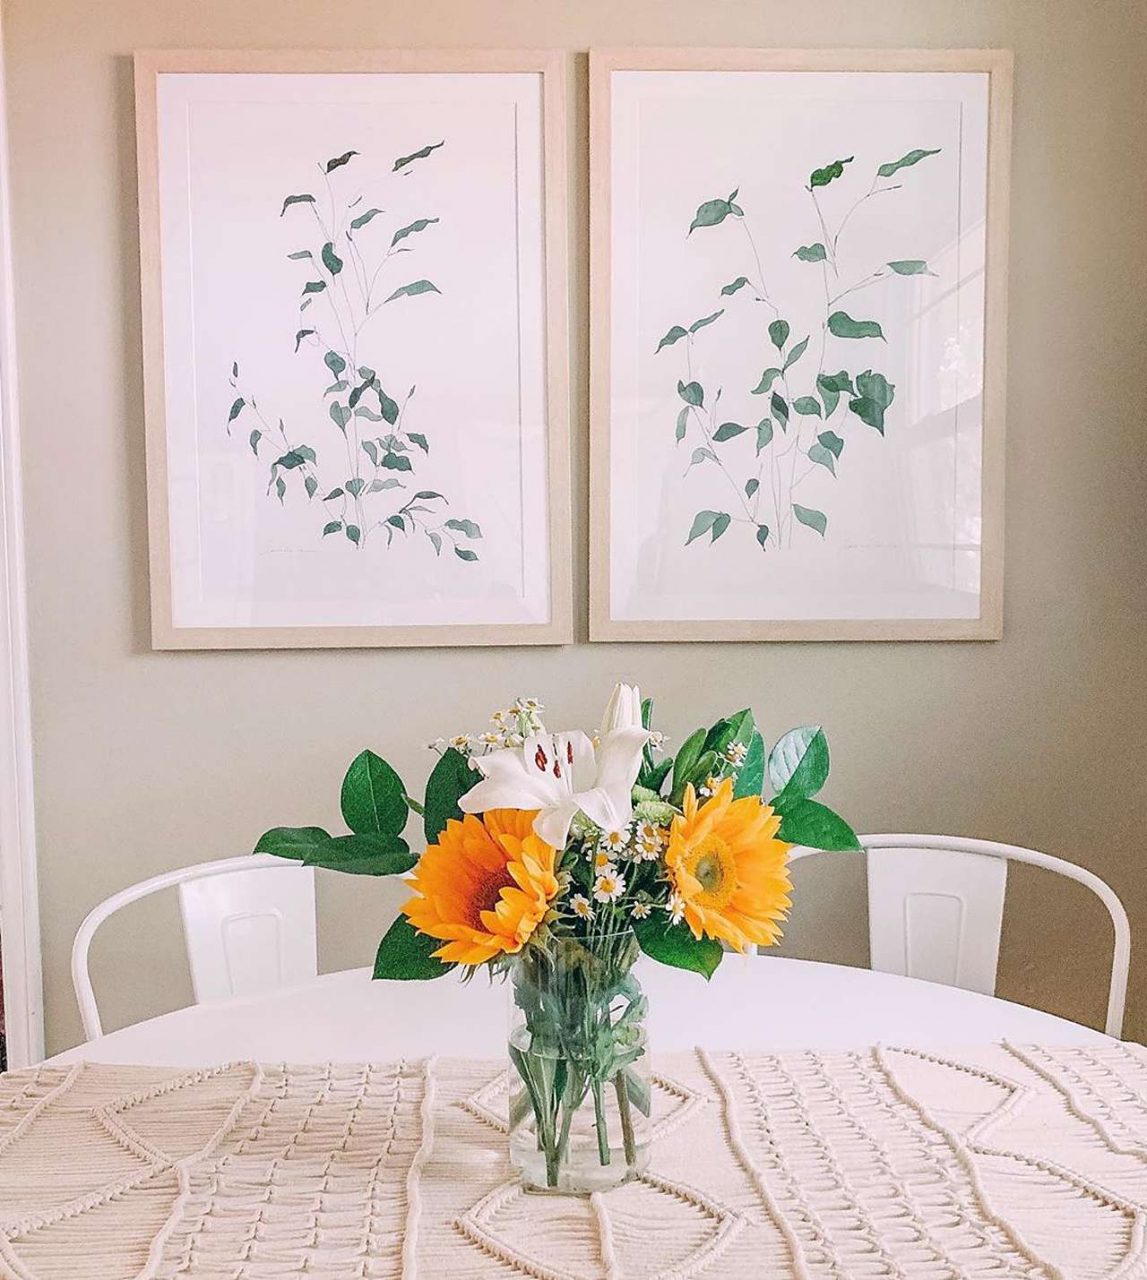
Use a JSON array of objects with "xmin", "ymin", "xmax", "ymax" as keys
[
  {"xmin": 136, "ymin": 49, "xmax": 572, "ymax": 649},
  {"xmin": 589, "ymin": 47, "xmax": 1013, "ymax": 643}
]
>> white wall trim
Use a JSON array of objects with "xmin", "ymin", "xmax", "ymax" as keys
[{"xmin": 0, "ymin": 12, "xmax": 44, "ymax": 1068}]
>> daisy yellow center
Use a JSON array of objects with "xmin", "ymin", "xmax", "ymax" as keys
[{"xmin": 683, "ymin": 834, "xmax": 738, "ymax": 909}]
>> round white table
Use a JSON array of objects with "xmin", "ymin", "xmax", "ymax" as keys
[{"xmin": 48, "ymin": 956, "xmax": 1107, "ymax": 1065}]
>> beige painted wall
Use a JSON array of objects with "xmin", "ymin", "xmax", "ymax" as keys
[{"xmin": 3, "ymin": 0, "xmax": 1146, "ymax": 1055}]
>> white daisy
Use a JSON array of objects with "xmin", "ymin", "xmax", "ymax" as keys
[
  {"xmin": 631, "ymin": 901, "xmax": 653, "ymax": 920},
  {"xmin": 666, "ymin": 892, "xmax": 687, "ymax": 925},
  {"xmin": 449, "ymin": 734, "xmax": 473, "ymax": 753},
  {"xmin": 593, "ymin": 851, "xmax": 618, "ymax": 873},
  {"xmin": 593, "ymin": 869, "xmax": 626, "ymax": 903},
  {"xmin": 599, "ymin": 825, "xmax": 631, "ymax": 856},
  {"xmin": 479, "ymin": 731, "xmax": 502, "ymax": 746},
  {"xmin": 725, "ymin": 741, "xmax": 748, "ymax": 766},
  {"xmin": 698, "ymin": 774, "xmax": 722, "ymax": 798},
  {"xmin": 570, "ymin": 894, "xmax": 594, "ymax": 920}
]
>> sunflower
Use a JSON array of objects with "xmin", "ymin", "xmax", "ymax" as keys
[
  {"xmin": 665, "ymin": 779, "xmax": 792, "ymax": 952},
  {"xmin": 402, "ymin": 810, "xmax": 559, "ymax": 966}
]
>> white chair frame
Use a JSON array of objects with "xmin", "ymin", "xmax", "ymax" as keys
[
  {"xmin": 788, "ymin": 834, "xmax": 1130, "ymax": 1038},
  {"xmin": 71, "ymin": 854, "xmax": 316, "ymax": 1041}
]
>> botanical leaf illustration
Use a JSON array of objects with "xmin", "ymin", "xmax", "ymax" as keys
[
  {"xmin": 349, "ymin": 207, "xmax": 384, "ymax": 232},
  {"xmin": 689, "ymin": 190, "xmax": 741, "ymax": 234},
  {"xmin": 384, "ymin": 280, "xmax": 441, "ymax": 303},
  {"xmin": 809, "ymin": 157, "xmax": 853, "ymax": 188},
  {"xmin": 793, "ymin": 504, "xmax": 827, "ymax": 536},
  {"xmin": 690, "ymin": 309, "xmax": 724, "ymax": 333},
  {"xmin": 325, "ymin": 150, "xmax": 358, "ymax": 173},
  {"xmin": 225, "ymin": 141, "xmax": 478, "ymax": 558},
  {"xmin": 656, "ymin": 325, "xmax": 689, "ymax": 353},
  {"xmin": 713, "ymin": 422, "xmax": 747, "ymax": 442},
  {"xmin": 391, "ymin": 217, "xmax": 439, "ymax": 248},
  {"xmin": 828, "ymin": 311, "xmax": 885, "ymax": 340},
  {"xmin": 280, "ymin": 193, "xmax": 316, "ymax": 216},
  {"xmin": 877, "ymin": 147, "xmax": 941, "ymax": 179},
  {"xmin": 847, "ymin": 370, "xmax": 896, "ymax": 433},
  {"xmin": 751, "ymin": 368, "xmax": 783, "ymax": 396},
  {"xmin": 393, "ymin": 140, "xmax": 445, "ymax": 172},
  {"xmin": 665, "ymin": 141, "xmax": 939, "ymax": 550}
]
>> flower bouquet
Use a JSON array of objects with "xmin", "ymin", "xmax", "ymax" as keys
[{"xmin": 254, "ymin": 685, "xmax": 858, "ymax": 1193}]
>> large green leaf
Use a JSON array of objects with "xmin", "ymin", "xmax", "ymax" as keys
[
  {"xmin": 733, "ymin": 730, "xmax": 766, "ymax": 798},
  {"xmin": 808, "ymin": 443, "xmax": 836, "ymax": 475},
  {"xmin": 772, "ymin": 794, "xmax": 861, "ymax": 851},
  {"xmin": 253, "ymin": 826, "xmax": 332, "ymax": 861},
  {"xmin": 373, "ymin": 914, "xmax": 455, "ymax": 981},
  {"xmin": 877, "ymin": 147, "xmax": 941, "ymax": 179},
  {"xmin": 793, "ymin": 396, "xmax": 822, "ymax": 417},
  {"xmin": 828, "ymin": 311, "xmax": 885, "ymax": 340},
  {"xmin": 340, "ymin": 750, "xmax": 408, "ymax": 836},
  {"xmin": 424, "ymin": 748, "xmax": 475, "ymax": 843},
  {"xmin": 768, "ymin": 726, "xmax": 830, "ymax": 798},
  {"xmin": 768, "ymin": 319, "xmax": 790, "ymax": 351},
  {"xmin": 671, "ymin": 727, "xmax": 706, "ymax": 797},
  {"xmin": 321, "ymin": 242, "xmax": 343, "ymax": 276},
  {"xmin": 704, "ymin": 708, "xmax": 755, "ymax": 757},
  {"xmin": 633, "ymin": 917, "xmax": 722, "ymax": 979},
  {"xmin": 713, "ymin": 422, "xmax": 747, "ymax": 442},
  {"xmin": 809, "ymin": 156, "xmax": 854, "ymax": 188},
  {"xmin": 816, "ymin": 370, "xmax": 855, "ymax": 417},
  {"xmin": 685, "ymin": 510, "xmax": 722, "ymax": 545},
  {"xmin": 304, "ymin": 832, "xmax": 415, "ymax": 875}
]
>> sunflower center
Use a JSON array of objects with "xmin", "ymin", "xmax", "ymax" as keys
[
  {"xmin": 465, "ymin": 867, "xmax": 514, "ymax": 928},
  {"xmin": 684, "ymin": 835, "xmax": 738, "ymax": 909}
]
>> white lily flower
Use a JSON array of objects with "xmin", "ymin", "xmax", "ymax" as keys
[
  {"xmin": 600, "ymin": 682, "xmax": 644, "ymax": 735},
  {"xmin": 458, "ymin": 688, "xmax": 650, "ymax": 849}
]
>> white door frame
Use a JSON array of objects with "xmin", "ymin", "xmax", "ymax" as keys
[{"xmin": 0, "ymin": 11, "xmax": 44, "ymax": 1069}]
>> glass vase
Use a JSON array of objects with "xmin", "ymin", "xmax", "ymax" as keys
[{"xmin": 507, "ymin": 931, "xmax": 651, "ymax": 1194}]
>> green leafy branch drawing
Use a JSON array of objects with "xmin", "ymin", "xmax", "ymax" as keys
[
  {"xmin": 225, "ymin": 141, "xmax": 481, "ymax": 561},
  {"xmin": 657, "ymin": 147, "xmax": 941, "ymax": 551}
]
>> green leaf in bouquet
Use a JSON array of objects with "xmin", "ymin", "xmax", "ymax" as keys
[
  {"xmin": 253, "ymin": 826, "xmax": 332, "ymax": 861},
  {"xmin": 772, "ymin": 794, "xmax": 862, "ymax": 851},
  {"xmin": 642, "ymin": 758, "xmax": 673, "ymax": 794},
  {"xmin": 341, "ymin": 749, "xmax": 408, "ymax": 837},
  {"xmin": 703, "ymin": 708, "xmax": 754, "ymax": 756},
  {"xmin": 768, "ymin": 726, "xmax": 830, "ymax": 798},
  {"xmin": 622, "ymin": 1065, "xmax": 652, "ymax": 1117},
  {"xmin": 732, "ymin": 730, "xmax": 766, "ymax": 799},
  {"xmin": 423, "ymin": 747, "xmax": 475, "ymax": 844},
  {"xmin": 373, "ymin": 914, "xmax": 455, "ymax": 980},
  {"xmin": 633, "ymin": 916, "xmax": 722, "ymax": 979},
  {"xmin": 671, "ymin": 727, "xmax": 706, "ymax": 797},
  {"xmin": 303, "ymin": 832, "xmax": 415, "ymax": 876}
]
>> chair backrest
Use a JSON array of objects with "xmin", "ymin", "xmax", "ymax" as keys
[
  {"xmin": 788, "ymin": 835, "xmax": 1130, "ymax": 1038},
  {"xmin": 71, "ymin": 854, "xmax": 317, "ymax": 1041}
]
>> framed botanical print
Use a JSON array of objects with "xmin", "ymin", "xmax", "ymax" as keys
[
  {"xmin": 136, "ymin": 50, "xmax": 570, "ymax": 648},
  {"xmin": 589, "ymin": 49, "xmax": 1012, "ymax": 641}
]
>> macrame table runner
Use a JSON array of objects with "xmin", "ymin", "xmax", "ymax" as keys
[{"xmin": 2, "ymin": 1043, "xmax": 1147, "ymax": 1279}]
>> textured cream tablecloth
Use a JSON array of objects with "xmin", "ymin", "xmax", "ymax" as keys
[{"xmin": 2, "ymin": 1044, "xmax": 1147, "ymax": 1279}]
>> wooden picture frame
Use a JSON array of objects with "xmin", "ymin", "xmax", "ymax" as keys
[
  {"xmin": 589, "ymin": 48, "xmax": 1012, "ymax": 642},
  {"xmin": 136, "ymin": 50, "xmax": 571, "ymax": 649}
]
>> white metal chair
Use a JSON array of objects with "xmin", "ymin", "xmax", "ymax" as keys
[
  {"xmin": 71, "ymin": 854, "xmax": 317, "ymax": 1041},
  {"xmin": 788, "ymin": 835, "xmax": 1130, "ymax": 1038}
]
